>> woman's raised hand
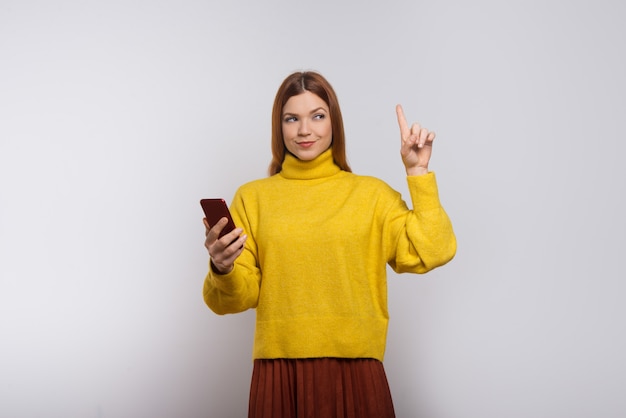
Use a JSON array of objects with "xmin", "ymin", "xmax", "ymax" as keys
[{"xmin": 396, "ymin": 104, "xmax": 436, "ymax": 176}]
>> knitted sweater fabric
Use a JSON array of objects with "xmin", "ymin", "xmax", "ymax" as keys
[{"xmin": 203, "ymin": 149, "xmax": 456, "ymax": 361}]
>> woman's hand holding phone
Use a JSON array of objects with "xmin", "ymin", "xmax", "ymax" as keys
[
  {"xmin": 203, "ymin": 217, "xmax": 247, "ymax": 274},
  {"xmin": 200, "ymin": 198, "xmax": 247, "ymax": 274}
]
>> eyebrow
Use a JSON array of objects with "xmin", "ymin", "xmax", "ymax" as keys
[{"xmin": 282, "ymin": 107, "xmax": 328, "ymax": 117}]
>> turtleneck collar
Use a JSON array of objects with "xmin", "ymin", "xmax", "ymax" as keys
[{"xmin": 279, "ymin": 148, "xmax": 341, "ymax": 180}]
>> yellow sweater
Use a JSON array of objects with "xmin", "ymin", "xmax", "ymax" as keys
[{"xmin": 203, "ymin": 149, "xmax": 456, "ymax": 361}]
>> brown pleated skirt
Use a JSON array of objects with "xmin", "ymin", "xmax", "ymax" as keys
[{"xmin": 248, "ymin": 358, "xmax": 396, "ymax": 418}]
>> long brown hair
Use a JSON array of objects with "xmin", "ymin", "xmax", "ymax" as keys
[{"xmin": 269, "ymin": 71, "xmax": 351, "ymax": 175}]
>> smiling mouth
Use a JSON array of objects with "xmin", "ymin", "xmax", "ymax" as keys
[{"xmin": 297, "ymin": 141, "xmax": 316, "ymax": 147}]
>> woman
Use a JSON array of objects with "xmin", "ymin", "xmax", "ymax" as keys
[{"xmin": 203, "ymin": 71, "xmax": 456, "ymax": 418}]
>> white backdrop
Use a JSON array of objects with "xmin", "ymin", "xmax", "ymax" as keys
[{"xmin": 1, "ymin": 1, "xmax": 625, "ymax": 417}]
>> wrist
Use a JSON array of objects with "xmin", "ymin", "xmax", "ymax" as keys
[
  {"xmin": 406, "ymin": 166, "xmax": 429, "ymax": 176},
  {"xmin": 211, "ymin": 259, "xmax": 233, "ymax": 275}
]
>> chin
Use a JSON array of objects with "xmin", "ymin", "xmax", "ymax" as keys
[{"xmin": 299, "ymin": 150, "xmax": 324, "ymax": 161}]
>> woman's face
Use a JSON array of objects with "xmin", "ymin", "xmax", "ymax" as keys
[{"xmin": 281, "ymin": 91, "xmax": 332, "ymax": 161}]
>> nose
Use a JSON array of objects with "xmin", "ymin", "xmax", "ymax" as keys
[{"xmin": 298, "ymin": 120, "xmax": 310, "ymax": 136}]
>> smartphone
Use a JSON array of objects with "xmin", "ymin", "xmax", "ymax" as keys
[{"xmin": 200, "ymin": 198, "xmax": 237, "ymax": 238}]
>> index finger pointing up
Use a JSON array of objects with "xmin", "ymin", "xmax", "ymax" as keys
[{"xmin": 396, "ymin": 104, "xmax": 410, "ymax": 141}]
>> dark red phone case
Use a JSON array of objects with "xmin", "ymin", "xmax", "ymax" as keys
[{"xmin": 200, "ymin": 198, "xmax": 236, "ymax": 238}]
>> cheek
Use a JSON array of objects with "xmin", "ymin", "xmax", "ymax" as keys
[
  {"xmin": 282, "ymin": 124, "xmax": 295, "ymax": 140},
  {"xmin": 323, "ymin": 122, "xmax": 333, "ymax": 138}
]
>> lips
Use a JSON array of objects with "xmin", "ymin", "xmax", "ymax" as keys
[{"xmin": 297, "ymin": 141, "xmax": 316, "ymax": 148}]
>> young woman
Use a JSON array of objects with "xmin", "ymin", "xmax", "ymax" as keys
[{"xmin": 203, "ymin": 71, "xmax": 456, "ymax": 418}]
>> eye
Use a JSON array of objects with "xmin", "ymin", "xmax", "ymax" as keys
[
  {"xmin": 283, "ymin": 116, "xmax": 297, "ymax": 123},
  {"xmin": 313, "ymin": 113, "xmax": 325, "ymax": 120}
]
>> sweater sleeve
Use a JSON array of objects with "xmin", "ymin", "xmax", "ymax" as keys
[
  {"xmin": 202, "ymin": 190, "xmax": 261, "ymax": 315},
  {"xmin": 386, "ymin": 172, "xmax": 456, "ymax": 274}
]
